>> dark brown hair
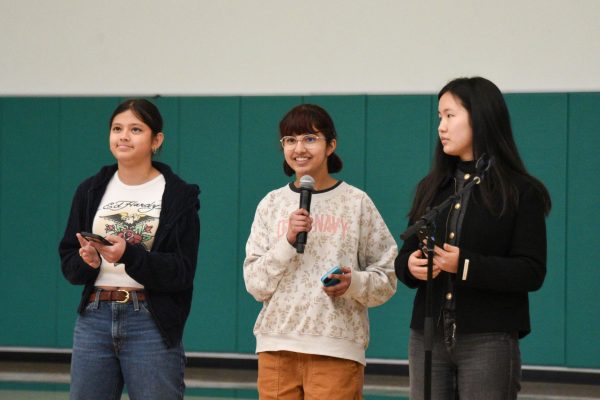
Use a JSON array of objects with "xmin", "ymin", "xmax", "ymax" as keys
[
  {"xmin": 279, "ymin": 104, "xmax": 343, "ymax": 176},
  {"xmin": 110, "ymin": 98, "xmax": 163, "ymax": 135}
]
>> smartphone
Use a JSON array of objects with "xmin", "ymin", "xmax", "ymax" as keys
[
  {"xmin": 80, "ymin": 231, "xmax": 113, "ymax": 246},
  {"xmin": 321, "ymin": 266, "xmax": 343, "ymax": 287}
]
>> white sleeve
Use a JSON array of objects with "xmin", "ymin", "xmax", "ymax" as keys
[
  {"xmin": 243, "ymin": 198, "xmax": 298, "ymax": 302},
  {"xmin": 345, "ymin": 195, "xmax": 398, "ymax": 307}
]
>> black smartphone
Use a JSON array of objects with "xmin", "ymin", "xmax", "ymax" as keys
[{"xmin": 80, "ymin": 231, "xmax": 113, "ymax": 246}]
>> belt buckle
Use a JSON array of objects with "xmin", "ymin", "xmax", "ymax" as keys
[{"xmin": 116, "ymin": 289, "xmax": 130, "ymax": 304}]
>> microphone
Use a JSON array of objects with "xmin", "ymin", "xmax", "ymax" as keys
[{"xmin": 295, "ymin": 175, "xmax": 315, "ymax": 253}]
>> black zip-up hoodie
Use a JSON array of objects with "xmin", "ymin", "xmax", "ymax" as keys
[{"xmin": 59, "ymin": 162, "xmax": 200, "ymax": 347}]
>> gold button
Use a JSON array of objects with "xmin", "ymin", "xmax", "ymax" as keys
[
  {"xmin": 454, "ymin": 203, "xmax": 461, "ymax": 210},
  {"xmin": 464, "ymin": 173, "xmax": 471, "ymax": 180},
  {"xmin": 446, "ymin": 292, "xmax": 453, "ymax": 300},
  {"xmin": 449, "ymin": 232, "xmax": 455, "ymax": 239}
]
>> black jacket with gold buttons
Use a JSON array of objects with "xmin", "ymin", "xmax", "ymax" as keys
[{"xmin": 395, "ymin": 168, "xmax": 547, "ymax": 338}]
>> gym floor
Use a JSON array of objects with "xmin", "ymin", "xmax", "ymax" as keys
[{"xmin": 1, "ymin": 361, "xmax": 600, "ymax": 399}]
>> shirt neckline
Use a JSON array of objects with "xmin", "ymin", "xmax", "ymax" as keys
[{"xmin": 288, "ymin": 180, "xmax": 343, "ymax": 194}]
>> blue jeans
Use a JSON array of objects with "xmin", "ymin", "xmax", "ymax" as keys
[
  {"xmin": 70, "ymin": 291, "xmax": 186, "ymax": 400},
  {"xmin": 409, "ymin": 329, "xmax": 521, "ymax": 400}
]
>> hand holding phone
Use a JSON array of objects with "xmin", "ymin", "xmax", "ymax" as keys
[
  {"xmin": 321, "ymin": 266, "xmax": 344, "ymax": 287},
  {"xmin": 80, "ymin": 231, "xmax": 113, "ymax": 246}
]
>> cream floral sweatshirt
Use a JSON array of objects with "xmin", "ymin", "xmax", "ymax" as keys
[{"xmin": 244, "ymin": 181, "xmax": 398, "ymax": 365}]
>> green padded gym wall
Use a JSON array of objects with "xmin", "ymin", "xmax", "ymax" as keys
[{"xmin": 0, "ymin": 93, "xmax": 598, "ymax": 369}]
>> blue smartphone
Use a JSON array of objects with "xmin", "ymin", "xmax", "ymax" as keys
[{"xmin": 321, "ymin": 266, "xmax": 343, "ymax": 287}]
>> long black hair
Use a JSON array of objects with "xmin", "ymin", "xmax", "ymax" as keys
[{"xmin": 408, "ymin": 77, "xmax": 551, "ymax": 220}]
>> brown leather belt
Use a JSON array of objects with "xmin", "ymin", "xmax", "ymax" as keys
[{"xmin": 88, "ymin": 290, "xmax": 146, "ymax": 303}]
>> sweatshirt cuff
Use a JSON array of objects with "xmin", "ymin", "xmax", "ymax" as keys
[
  {"xmin": 270, "ymin": 236, "xmax": 299, "ymax": 265},
  {"xmin": 344, "ymin": 269, "xmax": 366, "ymax": 299}
]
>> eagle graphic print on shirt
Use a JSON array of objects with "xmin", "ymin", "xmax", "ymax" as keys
[
  {"xmin": 99, "ymin": 201, "xmax": 161, "ymax": 250},
  {"xmin": 92, "ymin": 172, "xmax": 165, "ymax": 288}
]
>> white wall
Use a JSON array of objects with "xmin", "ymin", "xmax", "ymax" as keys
[{"xmin": 1, "ymin": 0, "xmax": 599, "ymax": 95}]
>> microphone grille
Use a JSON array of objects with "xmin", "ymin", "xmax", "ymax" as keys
[{"xmin": 299, "ymin": 175, "xmax": 315, "ymax": 190}]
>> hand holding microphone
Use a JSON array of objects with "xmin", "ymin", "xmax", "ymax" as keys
[{"xmin": 288, "ymin": 175, "xmax": 315, "ymax": 253}]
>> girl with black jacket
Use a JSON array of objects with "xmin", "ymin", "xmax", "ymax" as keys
[
  {"xmin": 395, "ymin": 77, "xmax": 551, "ymax": 400},
  {"xmin": 59, "ymin": 99, "xmax": 200, "ymax": 400}
]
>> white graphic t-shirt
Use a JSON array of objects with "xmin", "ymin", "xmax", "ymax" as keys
[{"xmin": 92, "ymin": 172, "xmax": 165, "ymax": 288}]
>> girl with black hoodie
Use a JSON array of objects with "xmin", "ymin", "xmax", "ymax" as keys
[{"xmin": 59, "ymin": 99, "xmax": 200, "ymax": 400}]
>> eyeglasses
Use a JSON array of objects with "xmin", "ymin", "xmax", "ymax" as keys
[{"xmin": 279, "ymin": 134, "xmax": 323, "ymax": 149}]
